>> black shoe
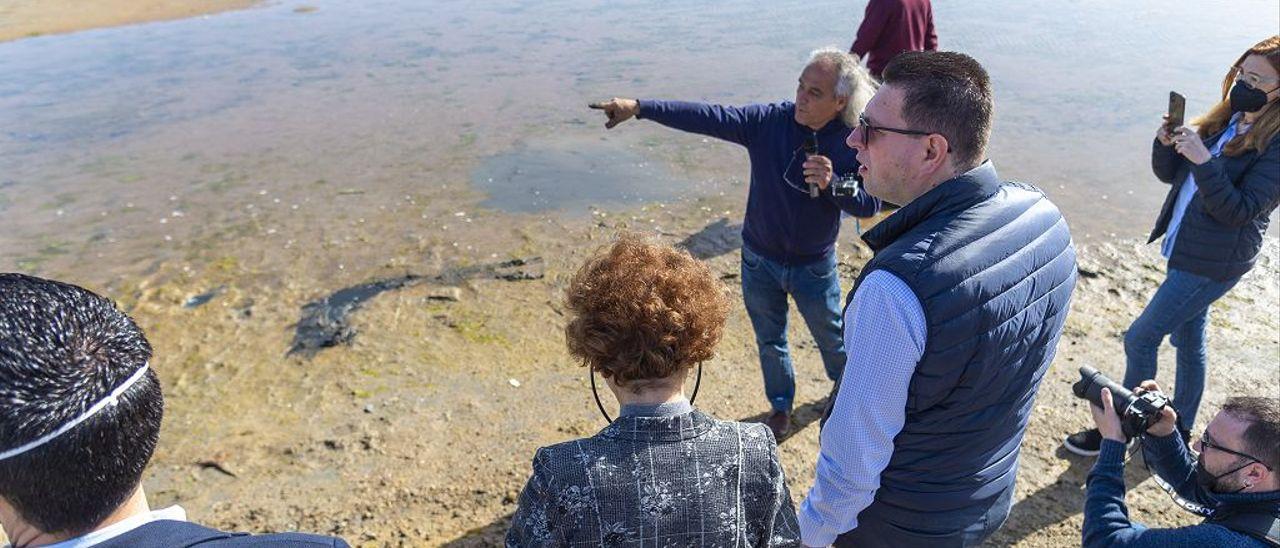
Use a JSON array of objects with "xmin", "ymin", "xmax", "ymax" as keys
[
  {"xmin": 765, "ymin": 411, "xmax": 791, "ymax": 440},
  {"xmin": 1064, "ymin": 428, "xmax": 1103, "ymax": 457}
]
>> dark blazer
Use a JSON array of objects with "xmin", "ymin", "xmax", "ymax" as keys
[
  {"xmin": 506, "ymin": 410, "xmax": 801, "ymax": 547},
  {"xmin": 94, "ymin": 520, "xmax": 350, "ymax": 547},
  {"xmin": 1148, "ymin": 125, "xmax": 1280, "ymax": 281}
]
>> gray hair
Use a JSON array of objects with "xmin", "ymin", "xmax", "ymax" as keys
[{"xmin": 808, "ymin": 47, "xmax": 877, "ymax": 127}]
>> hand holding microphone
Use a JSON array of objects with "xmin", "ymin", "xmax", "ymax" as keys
[{"xmin": 801, "ymin": 135, "xmax": 831, "ymax": 198}]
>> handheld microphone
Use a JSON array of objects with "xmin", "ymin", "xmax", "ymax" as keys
[{"xmin": 803, "ymin": 135, "xmax": 820, "ymax": 198}]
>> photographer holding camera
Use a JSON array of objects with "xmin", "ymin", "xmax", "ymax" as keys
[{"xmin": 1082, "ymin": 377, "xmax": 1280, "ymax": 547}]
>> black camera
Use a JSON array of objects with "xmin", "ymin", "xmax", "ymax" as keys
[
  {"xmin": 1072, "ymin": 366, "xmax": 1170, "ymax": 439},
  {"xmin": 831, "ymin": 173, "xmax": 861, "ymax": 198}
]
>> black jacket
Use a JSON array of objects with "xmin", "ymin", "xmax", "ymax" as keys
[
  {"xmin": 506, "ymin": 410, "xmax": 801, "ymax": 547},
  {"xmin": 95, "ymin": 520, "xmax": 349, "ymax": 547},
  {"xmin": 1148, "ymin": 126, "xmax": 1280, "ymax": 281}
]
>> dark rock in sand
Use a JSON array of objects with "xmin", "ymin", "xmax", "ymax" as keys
[
  {"xmin": 185, "ymin": 285, "xmax": 227, "ymax": 308},
  {"xmin": 434, "ymin": 257, "xmax": 545, "ymax": 284},
  {"xmin": 289, "ymin": 257, "xmax": 544, "ymax": 356},
  {"xmin": 290, "ymin": 275, "xmax": 425, "ymax": 356},
  {"xmin": 425, "ymin": 288, "xmax": 462, "ymax": 302}
]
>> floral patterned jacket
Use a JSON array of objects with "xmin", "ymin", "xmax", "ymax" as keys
[{"xmin": 506, "ymin": 409, "xmax": 801, "ymax": 547}]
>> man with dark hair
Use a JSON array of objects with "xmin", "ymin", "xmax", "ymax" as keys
[
  {"xmin": 0, "ymin": 273, "xmax": 349, "ymax": 547},
  {"xmin": 1084, "ymin": 382, "xmax": 1280, "ymax": 547},
  {"xmin": 798, "ymin": 51, "xmax": 1077, "ymax": 547}
]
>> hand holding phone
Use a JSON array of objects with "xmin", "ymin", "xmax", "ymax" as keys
[{"xmin": 1159, "ymin": 92, "xmax": 1185, "ymax": 146}]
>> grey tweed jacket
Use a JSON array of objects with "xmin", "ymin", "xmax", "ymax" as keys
[{"xmin": 506, "ymin": 409, "xmax": 801, "ymax": 547}]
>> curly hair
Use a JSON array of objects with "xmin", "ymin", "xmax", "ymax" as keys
[{"xmin": 564, "ymin": 233, "xmax": 729, "ymax": 390}]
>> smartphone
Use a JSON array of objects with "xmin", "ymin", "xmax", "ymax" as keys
[{"xmin": 1167, "ymin": 91, "xmax": 1186, "ymax": 129}]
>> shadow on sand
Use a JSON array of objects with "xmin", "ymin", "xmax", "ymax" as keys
[
  {"xmin": 440, "ymin": 516, "xmax": 512, "ymax": 547},
  {"xmin": 983, "ymin": 444, "xmax": 1152, "ymax": 546},
  {"xmin": 738, "ymin": 396, "xmax": 831, "ymax": 444}
]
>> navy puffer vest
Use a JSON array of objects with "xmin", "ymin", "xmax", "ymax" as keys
[{"xmin": 846, "ymin": 163, "xmax": 1077, "ymax": 530}]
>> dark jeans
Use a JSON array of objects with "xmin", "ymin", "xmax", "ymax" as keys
[
  {"xmin": 833, "ymin": 486, "xmax": 1014, "ymax": 547},
  {"xmin": 1122, "ymin": 268, "xmax": 1240, "ymax": 432},
  {"xmin": 740, "ymin": 245, "xmax": 845, "ymax": 413}
]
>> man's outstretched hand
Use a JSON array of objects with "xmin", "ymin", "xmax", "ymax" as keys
[{"xmin": 589, "ymin": 98, "xmax": 640, "ymax": 129}]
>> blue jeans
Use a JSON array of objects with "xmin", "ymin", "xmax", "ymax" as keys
[
  {"xmin": 740, "ymin": 245, "xmax": 846, "ymax": 413},
  {"xmin": 1122, "ymin": 268, "xmax": 1240, "ymax": 432}
]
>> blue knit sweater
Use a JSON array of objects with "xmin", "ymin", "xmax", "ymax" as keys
[
  {"xmin": 637, "ymin": 100, "xmax": 880, "ymax": 265},
  {"xmin": 1083, "ymin": 435, "xmax": 1279, "ymax": 547}
]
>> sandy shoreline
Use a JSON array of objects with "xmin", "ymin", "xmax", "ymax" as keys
[
  {"xmin": 2, "ymin": 180, "xmax": 1274, "ymax": 546},
  {"xmin": 0, "ymin": 0, "xmax": 263, "ymax": 42}
]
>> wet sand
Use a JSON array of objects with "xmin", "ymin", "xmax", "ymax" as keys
[{"xmin": 0, "ymin": 0, "xmax": 262, "ymax": 42}]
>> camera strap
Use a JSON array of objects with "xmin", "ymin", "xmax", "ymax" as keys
[
  {"xmin": 1140, "ymin": 449, "xmax": 1213, "ymax": 516},
  {"xmin": 1204, "ymin": 505, "xmax": 1280, "ymax": 547},
  {"xmin": 1137, "ymin": 437, "xmax": 1280, "ymax": 546}
]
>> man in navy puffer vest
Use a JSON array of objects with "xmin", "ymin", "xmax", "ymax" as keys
[{"xmin": 798, "ymin": 51, "xmax": 1077, "ymax": 547}]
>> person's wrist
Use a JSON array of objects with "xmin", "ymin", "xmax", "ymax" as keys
[{"xmin": 1098, "ymin": 438, "xmax": 1129, "ymax": 463}]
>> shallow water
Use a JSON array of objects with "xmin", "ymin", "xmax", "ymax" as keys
[
  {"xmin": 1, "ymin": 0, "xmax": 1277, "ymax": 274},
  {"xmin": 472, "ymin": 139, "xmax": 690, "ymax": 214}
]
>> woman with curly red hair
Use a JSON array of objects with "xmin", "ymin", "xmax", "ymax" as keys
[{"xmin": 506, "ymin": 233, "xmax": 801, "ymax": 547}]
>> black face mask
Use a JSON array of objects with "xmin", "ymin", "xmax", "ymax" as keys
[
  {"xmin": 1195, "ymin": 455, "xmax": 1253, "ymax": 493},
  {"xmin": 1230, "ymin": 81, "xmax": 1272, "ymax": 113}
]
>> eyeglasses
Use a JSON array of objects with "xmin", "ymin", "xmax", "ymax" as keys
[
  {"xmin": 1234, "ymin": 67, "xmax": 1280, "ymax": 90},
  {"xmin": 855, "ymin": 113, "xmax": 934, "ymax": 147},
  {"xmin": 781, "ymin": 145, "xmax": 819, "ymax": 196},
  {"xmin": 1200, "ymin": 431, "xmax": 1273, "ymax": 470}
]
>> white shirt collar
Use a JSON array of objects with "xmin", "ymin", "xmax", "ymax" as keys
[{"xmin": 34, "ymin": 506, "xmax": 186, "ymax": 548}]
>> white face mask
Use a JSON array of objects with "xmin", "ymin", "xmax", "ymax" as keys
[{"xmin": 0, "ymin": 363, "xmax": 150, "ymax": 461}]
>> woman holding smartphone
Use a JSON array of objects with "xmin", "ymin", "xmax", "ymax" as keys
[{"xmin": 1066, "ymin": 35, "xmax": 1280, "ymax": 456}]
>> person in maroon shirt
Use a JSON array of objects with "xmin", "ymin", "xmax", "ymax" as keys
[{"xmin": 849, "ymin": 0, "xmax": 938, "ymax": 79}]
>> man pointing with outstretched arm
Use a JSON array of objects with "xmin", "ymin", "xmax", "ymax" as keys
[{"xmin": 590, "ymin": 47, "xmax": 880, "ymax": 439}]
